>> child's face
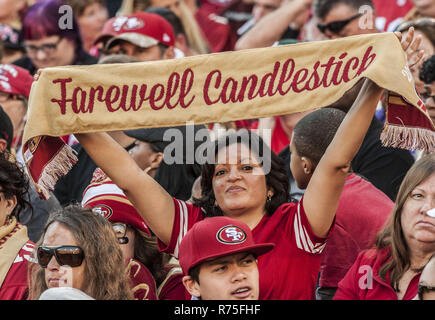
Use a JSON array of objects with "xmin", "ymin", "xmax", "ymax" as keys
[{"xmin": 195, "ymin": 252, "xmax": 260, "ymax": 300}]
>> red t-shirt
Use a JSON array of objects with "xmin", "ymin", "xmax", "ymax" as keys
[
  {"xmin": 0, "ymin": 241, "xmax": 35, "ymax": 300},
  {"xmin": 334, "ymin": 247, "xmax": 420, "ymax": 300},
  {"xmin": 373, "ymin": 0, "xmax": 414, "ymax": 31},
  {"xmin": 319, "ymin": 174, "xmax": 394, "ymax": 288},
  {"xmin": 158, "ymin": 197, "xmax": 332, "ymax": 300},
  {"xmin": 127, "ymin": 258, "xmax": 157, "ymax": 300}
]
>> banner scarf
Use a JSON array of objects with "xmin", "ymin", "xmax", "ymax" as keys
[{"xmin": 22, "ymin": 33, "xmax": 435, "ymax": 199}]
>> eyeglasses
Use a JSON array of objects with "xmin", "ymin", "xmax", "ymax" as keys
[
  {"xmin": 112, "ymin": 223, "xmax": 129, "ymax": 244},
  {"xmin": 37, "ymin": 245, "xmax": 85, "ymax": 268},
  {"xmin": 24, "ymin": 37, "xmax": 63, "ymax": 56},
  {"xmin": 317, "ymin": 13, "xmax": 363, "ymax": 35},
  {"xmin": 418, "ymin": 283, "xmax": 435, "ymax": 300},
  {"xmin": 0, "ymin": 92, "xmax": 25, "ymax": 103}
]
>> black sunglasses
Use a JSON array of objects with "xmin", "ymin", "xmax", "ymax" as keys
[
  {"xmin": 418, "ymin": 283, "xmax": 435, "ymax": 300},
  {"xmin": 317, "ymin": 13, "xmax": 363, "ymax": 35},
  {"xmin": 37, "ymin": 245, "xmax": 85, "ymax": 268}
]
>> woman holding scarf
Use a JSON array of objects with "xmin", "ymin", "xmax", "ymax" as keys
[{"xmin": 75, "ymin": 29, "xmax": 424, "ymax": 299}]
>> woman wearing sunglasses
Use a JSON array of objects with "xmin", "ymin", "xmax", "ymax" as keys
[
  {"xmin": 82, "ymin": 169, "xmax": 187, "ymax": 300},
  {"xmin": 28, "ymin": 205, "xmax": 133, "ymax": 300},
  {"xmin": 0, "ymin": 151, "xmax": 34, "ymax": 300}
]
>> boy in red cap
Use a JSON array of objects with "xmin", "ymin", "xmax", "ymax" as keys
[{"xmin": 179, "ymin": 216, "xmax": 274, "ymax": 300}]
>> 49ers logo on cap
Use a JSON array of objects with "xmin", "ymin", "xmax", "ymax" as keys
[
  {"xmin": 91, "ymin": 204, "xmax": 113, "ymax": 219},
  {"xmin": 216, "ymin": 225, "xmax": 247, "ymax": 244},
  {"xmin": 122, "ymin": 17, "xmax": 144, "ymax": 31}
]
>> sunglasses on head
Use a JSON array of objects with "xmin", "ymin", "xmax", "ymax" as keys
[
  {"xmin": 317, "ymin": 13, "xmax": 362, "ymax": 35},
  {"xmin": 418, "ymin": 283, "xmax": 435, "ymax": 300},
  {"xmin": 37, "ymin": 245, "xmax": 85, "ymax": 268}
]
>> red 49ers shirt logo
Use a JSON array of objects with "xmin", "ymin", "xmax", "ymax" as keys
[
  {"xmin": 216, "ymin": 225, "xmax": 247, "ymax": 244},
  {"xmin": 91, "ymin": 204, "xmax": 113, "ymax": 219}
]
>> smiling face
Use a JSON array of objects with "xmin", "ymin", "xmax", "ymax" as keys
[
  {"xmin": 42, "ymin": 222, "xmax": 86, "ymax": 291},
  {"xmin": 401, "ymin": 173, "xmax": 435, "ymax": 246},
  {"xmin": 212, "ymin": 143, "xmax": 269, "ymax": 221},
  {"xmin": 194, "ymin": 252, "xmax": 260, "ymax": 300}
]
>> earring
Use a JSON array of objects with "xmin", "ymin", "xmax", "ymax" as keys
[{"xmin": 266, "ymin": 193, "xmax": 272, "ymax": 204}]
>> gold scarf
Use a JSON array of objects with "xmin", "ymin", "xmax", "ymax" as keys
[{"xmin": 21, "ymin": 33, "xmax": 434, "ymax": 199}]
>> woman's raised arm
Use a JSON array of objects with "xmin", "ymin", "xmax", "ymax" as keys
[
  {"xmin": 303, "ymin": 28, "xmax": 424, "ymax": 238},
  {"xmin": 75, "ymin": 131, "xmax": 175, "ymax": 245}
]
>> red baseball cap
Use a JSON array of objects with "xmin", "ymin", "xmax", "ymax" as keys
[
  {"xmin": 93, "ymin": 16, "xmax": 128, "ymax": 46},
  {"xmin": 81, "ymin": 168, "xmax": 151, "ymax": 235},
  {"xmin": 105, "ymin": 12, "xmax": 175, "ymax": 50},
  {"xmin": 0, "ymin": 64, "xmax": 33, "ymax": 98},
  {"xmin": 178, "ymin": 216, "xmax": 274, "ymax": 275}
]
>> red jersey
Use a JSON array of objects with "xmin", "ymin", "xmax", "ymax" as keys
[
  {"xmin": 126, "ymin": 258, "xmax": 157, "ymax": 300},
  {"xmin": 334, "ymin": 248, "xmax": 420, "ymax": 300},
  {"xmin": 0, "ymin": 241, "xmax": 35, "ymax": 300},
  {"xmin": 158, "ymin": 197, "xmax": 332, "ymax": 300},
  {"xmin": 373, "ymin": 0, "xmax": 414, "ymax": 31},
  {"xmin": 319, "ymin": 174, "xmax": 393, "ymax": 288},
  {"xmin": 157, "ymin": 264, "xmax": 188, "ymax": 300}
]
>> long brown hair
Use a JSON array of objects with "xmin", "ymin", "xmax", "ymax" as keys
[
  {"xmin": 29, "ymin": 205, "xmax": 134, "ymax": 300},
  {"xmin": 375, "ymin": 154, "xmax": 435, "ymax": 291}
]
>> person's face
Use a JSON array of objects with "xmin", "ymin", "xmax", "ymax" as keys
[
  {"xmin": 112, "ymin": 222, "xmax": 136, "ymax": 260},
  {"xmin": 77, "ymin": 2, "xmax": 109, "ymax": 45},
  {"xmin": 24, "ymin": 35, "xmax": 76, "ymax": 69},
  {"xmin": 151, "ymin": 0, "xmax": 182, "ymax": 17},
  {"xmin": 107, "ymin": 41, "xmax": 163, "ymax": 62},
  {"xmin": 401, "ymin": 173, "xmax": 435, "ymax": 246},
  {"xmin": 289, "ymin": 134, "xmax": 310, "ymax": 190},
  {"xmin": 412, "ymin": 0, "xmax": 435, "ymax": 18},
  {"xmin": 0, "ymin": 93, "xmax": 26, "ymax": 139},
  {"xmin": 129, "ymin": 140, "xmax": 162, "ymax": 176},
  {"xmin": 0, "ymin": 191, "xmax": 16, "ymax": 227},
  {"xmin": 318, "ymin": 3, "xmax": 372, "ymax": 39},
  {"xmin": 252, "ymin": 0, "xmax": 281, "ymax": 23},
  {"xmin": 422, "ymin": 82, "xmax": 435, "ymax": 124},
  {"xmin": 0, "ymin": 0, "xmax": 25, "ymax": 21},
  {"xmin": 195, "ymin": 253, "xmax": 260, "ymax": 300},
  {"xmin": 212, "ymin": 143, "xmax": 269, "ymax": 218},
  {"xmin": 42, "ymin": 222, "xmax": 86, "ymax": 291}
]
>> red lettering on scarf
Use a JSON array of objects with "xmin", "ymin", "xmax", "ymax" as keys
[{"xmin": 202, "ymin": 46, "xmax": 376, "ymax": 105}]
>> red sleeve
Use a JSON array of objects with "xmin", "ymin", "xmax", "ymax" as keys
[
  {"xmin": 292, "ymin": 197, "xmax": 333, "ymax": 255},
  {"xmin": 157, "ymin": 198, "xmax": 204, "ymax": 258},
  {"xmin": 127, "ymin": 259, "xmax": 157, "ymax": 300},
  {"xmin": 333, "ymin": 251, "xmax": 367, "ymax": 300}
]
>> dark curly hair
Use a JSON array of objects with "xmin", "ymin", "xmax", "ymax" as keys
[
  {"xmin": 419, "ymin": 55, "xmax": 435, "ymax": 84},
  {"xmin": 192, "ymin": 130, "xmax": 290, "ymax": 217},
  {"xmin": 0, "ymin": 151, "xmax": 31, "ymax": 221}
]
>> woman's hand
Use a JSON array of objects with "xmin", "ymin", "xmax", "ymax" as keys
[{"xmin": 395, "ymin": 27, "xmax": 425, "ymax": 69}]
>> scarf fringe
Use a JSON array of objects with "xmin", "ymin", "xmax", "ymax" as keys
[
  {"xmin": 36, "ymin": 144, "xmax": 77, "ymax": 199},
  {"xmin": 380, "ymin": 123, "xmax": 435, "ymax": 154}
]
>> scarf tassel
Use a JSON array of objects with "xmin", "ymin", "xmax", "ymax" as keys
[{"xmin": 380, "ymin": 123, "xmax": 435, "ymax": 154}]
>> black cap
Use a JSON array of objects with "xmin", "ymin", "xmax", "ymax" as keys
[
  {"xmin": 0, "ymin": 106, "xmax": 13, "ymax": 150},
  {"xmin": 124, "ymin": 124, "xmax": 208, "ymax": 157}
]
